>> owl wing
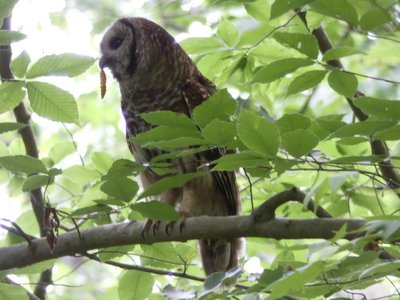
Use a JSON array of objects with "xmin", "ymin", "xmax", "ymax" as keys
[{"xmin": 181, "ymin": 73, "xmax": 239, "ymax": 216}]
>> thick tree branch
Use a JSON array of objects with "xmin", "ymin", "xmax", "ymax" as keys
[
  {"xmin": 0, "ymin": 215, "xmax": 366, "ymax": 271},
  {"xmin": 0, "ymin": 16, "xmax": 50, "ymax": 299},
  {"xmin": 296, "ymin": 10, "xmax": 400, "ymax": 189}
]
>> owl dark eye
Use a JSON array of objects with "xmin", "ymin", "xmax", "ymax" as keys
[{"xmin": 109, "ymin": 37, "xmax": 123, "ymax": 50}]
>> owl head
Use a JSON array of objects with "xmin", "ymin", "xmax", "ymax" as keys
[{"xmin": 99, "ymin": 17, "xmax": 187, "ymax": 82}]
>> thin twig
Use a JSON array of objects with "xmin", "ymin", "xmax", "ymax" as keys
[
  {"xmin": 84, "ymin": 252, "xmax": 206, "ymax": 282},
  {"xmin": 243, "ymin": 169, "xmax": 254, "ymax": 213},
  {"xmin": 62, "ymin": 124, "xmax": 85, "ymax": 166},
  {"xmin": 0, "ymin": 219, "xmax": 36, "ymax": 249},
  {"xmin": 2, "ymin": 276, "xmax": 41, "ymax": 300}
]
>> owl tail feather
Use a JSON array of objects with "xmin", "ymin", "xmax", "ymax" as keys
[{"xmin": 198, "ymin": 238, "xmax": 241, "ymax": 276}]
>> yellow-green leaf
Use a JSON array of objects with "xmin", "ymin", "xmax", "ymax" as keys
[
  {"xmin": 26, "ymin": 81, "xmax": 79, "ymax": 124},
  {"xmin": 26, "ymin": 53, "xmax": 95, "ymax": 78},
  {"xmin": 0, "ymin": 82, "xmax": 25, "ymax": 114}
]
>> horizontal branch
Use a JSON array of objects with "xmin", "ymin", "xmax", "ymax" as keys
[{"xmin": 0, "ymin": 215, "xmax": 365, "ymax": 271}]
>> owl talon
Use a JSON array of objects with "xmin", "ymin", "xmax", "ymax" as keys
[
  {"xmin": 165, "ymin": 221, "xmax": 175, "ymax": 236},
  {"xmin": 141, "ymin": 219, "xmax": 154, "ymax": 240},
  {"xmin": 153, "ymin": 220, "xmax": 161, "ymax": 235},
  {"xmin": 178, "ymin": 211, "xmax": 192, "ymax": 233},
  {"xmin": 179, "ymin": 218, "xmax": 188, "ymax": 233}
]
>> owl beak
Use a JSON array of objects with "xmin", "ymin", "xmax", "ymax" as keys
[{"xmin": 99, "ymin": 55, "xmax": 110, "ymax": 69}]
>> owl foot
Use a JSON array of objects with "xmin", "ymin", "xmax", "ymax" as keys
[
  {"xmin": 165, "ymin": 211, "xmax": 192, "ymax": 236},
  {"xmin": 141, "ymin": 219, "xmax": 163, "ymax": 239}
]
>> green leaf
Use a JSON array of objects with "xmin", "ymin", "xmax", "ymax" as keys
[
  {"xmin": 364, "ymin": 217, "xmax": 400, "ymax": 240},
  {"xmin": 151, "ymin": 147, "xmax": 206, "ymax": 163},
  {"xmin": 268, "ymin": 261, "xmax": 327, "ymax": 299},
  {"xmin": 237, "ymin": 110, "xmax": 280, "ymax": 157},
  {"xmin": 360, "ymin": 10, "xmax": 391, "ymax": 31},
  {"xmin": 322, "ymin": 47, "xmax": 364, "ymax": 62},
  {"xmin": 175, "ymin": 243, "xmax": 198, "ymax": 263},
  {"xmin": 282, "ymin": 129, "xmax": 319, "ymax": 158},
  {"xmin": 328, "ymin": 70, "xmax": 358, "ymax": 98},
  {"xmin": 11, "ymin": 51, "xmax": 31, "ymax": 78},
  {"xmin": 199, "ymin": 272, "xmax": 226, "ymax": 298},
  {"xmin": 91, "ymin": 151, "xmax": 113, "ymax": 173},
  {"xmin": 374, "ymin": 125, "xmax": 400, "ymax": 141},
  {"xmin": 276, "ymin": 113, "xmax": 311, "ymax": 135},
  {"xmin": 217, "ymin": 17, "xmax": 240, "ymax": 47},
  {"xmin": 202, "ymin": 119, "xmax": 236, "ymax": 146},
  {"xmin": 48, "ymin": 142, "xmax": 76, "ymax": 164},
  {"xmin": 163, "ymin": 285, "xmax": 196, "ymax": 300},
  {"xmin": 218, "ymin": 54, "xmax": 246, "ymax": 85},
  {"xmin": 139, "ymin": 172, "xmax": 202, "ymax": 199},
  {"xmin": 253, "ymin": 58, "xmax": 313, "ymax": 83},
  {"xmin": 135, "ymin": 126, "xmax": 201, "ymax": 146},
  {"xmin": 336, "ymin": 136, "xmax": 368, "ymax": 145},
  {"xmin": 331, "ymin": 120, "xmax": 396, "ymax": 138},
  {"xmin": 26, "ymin": 81, "xmax": 79, "ymax": 124},
  {"xmin": 103, "ymin": 159, "xmax": 144, "ymax": 180},
  {"xmin": 0, "ymin": 82, "xmax": 25, "ymax": 114},
  {"xmin": 142, "ymin": 137, "xmax": 207, "ymax": 151},
  {"xmin": 98, "ymin": 245, "xmax": 135, "ymax": 261},
  {"xmin": 63, "ymin": 165, "xmax": 99, "ymax": 184},
  {"xmin": 315, "ymin": 114, "xmax": 346, "ymax": 132},
  {"xmin": 212, "ymin": 151, "xmax": 267, "ymax": 171},
  {"xmin": 180, "ymin": 37, "xmax": 225, "ymax": 55},
  {"xmin": 134, "ymin": 112, "xmax": 201, "ymax": 146},
  {"xmin": 0, "ymin": 0, "xmax": 18, "ymax": 19},
  {"xmin": 100, "ymin": 178, "xmax": 139, "ymax": 202},
  {"xmin": 310, "ymin": 0, "xmax": 358, "ymax": 27},
  {"xmin": 141, "ymin": 110, "xmax": 196, "ymax": 130},
  {"xmin": 0, "ymin": 122, "xmax": 25, "ymax": 134},
  {"xmin": 118, "ymin": 270, "xmax": 154, "ymax": 300},
  {"xmin": 94, "ymin": 198, "xmax": 126, "ymax": 207},
  {"xmin": 330, "ymin": 155, "xmax": 384, "ymax": 164},
  {"xmin": 354, "ymin": 97, "xmax": 400, "ymax": 121},
  {"xmin": 0, "ymin": 30, "xmax": 26, "ymax": 45},
  {"xmin": 274, "ymin": 158, "xmax": 297, "ymax": 175},
  {"xmin": 258, "ymin": 267, "xmax": 284, "ymax": 286},
  {"xmin": 0, "ymin": 155, "xmax": 47, "ymax": 174},
  {"xmin": 131, "ymin": 201, "xmax": 180, "ymax": 221},
  {"xmin": 199, "ymin": 267, "xmax": 243, "ymax": 298},
  {"xmin": 140, "ymin": 243, "xmax": 185, "ymax": 267},
  {"xmin": 360, "ymin": 261, "xmax": 400, "ymax": 279},
  {"xmin": 0, "ymin": 283, "xmax": 28, "ymax": 300},
  {"xmin": 245, "ymin": 0, "xmax": 270, "ymax": 20},
  {"xmin": 270, "ymin": 0, "xmax": 313, "ymax": 19},
  {"xmin": 26, "ymin": 53, "xmax": 95, "ymax": 78},
  {"xmin": 22, "ymin": 175, "xmax": 53, "ymax": 192},
  {"xmin": 71, "ymin": 205, "xmax": 112, "ymax": 216},
  {"xmin": 273, "ymin": 32, "xmax": 319, "ymax": 59},
  {"xmin": 48, "ymin": 168, "xmax": 62, "ymax": 177},
  {"xmin": 287, "ymin": 70, "xmax": 327, "ymax": 95},
  {"xmin": 193, "ymin": 89, "xmax": 237, "ymax": 128}
]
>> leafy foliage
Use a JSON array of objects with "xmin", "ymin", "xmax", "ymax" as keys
[{"xmin": 1, "ymin": 0, "xmax": 400, "ymax": 299}]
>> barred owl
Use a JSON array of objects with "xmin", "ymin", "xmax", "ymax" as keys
[{"xmin": 99, "ymin": 17, "xmax": 242, "ymax": 275}]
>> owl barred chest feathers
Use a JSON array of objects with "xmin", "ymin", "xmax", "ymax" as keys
[{"xmin": 121, "ymin": 79, "xmax": 194, "ymax": 136}]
